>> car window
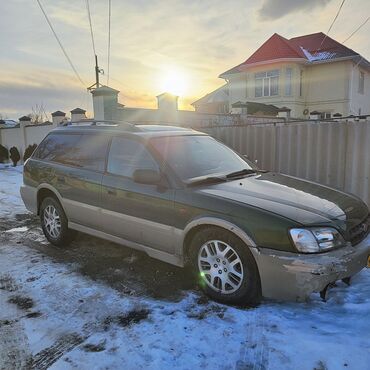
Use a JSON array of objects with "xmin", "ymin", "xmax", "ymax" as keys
[
  {"xmin": 150, "ymin": 135, "xmax": 253, "ymax": 180},
  {"xmin": 34, "ymin": 133, "xmax": 110, "ymax": 172},
  {"xmin": 107, "ymin": 137, "xmax": 159, "ymax": 178}
]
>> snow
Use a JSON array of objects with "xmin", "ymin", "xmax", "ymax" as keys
[
  {"xmin": 0, "ymin": 164, "xmax": 25, "ymax": 217},
  {"xmin": 0, "ymin": 166, "xmax": 370, "ymax": 369},
  {"xmin": 300, "ymin": 47, "xmax": 337, "ymax": 62},
  {"xmin": 5, "ymin": 226, "xmax": 29, "ymax": 233}
]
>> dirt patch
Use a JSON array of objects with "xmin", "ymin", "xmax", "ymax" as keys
[
  {"xmin": 81, "ymin": 341, "xmax": 106, "ymax": 352},
  {"xmin": 196, "ymin": 295, "xmax": 209, "ymax": 305},
  {"xmin": 26, "ymin": 276, "xmax": 40, "ymax": 283},
  {"xmin": 314, "ymin": 361, "xmax": 328, "ymax": 370},
  {"xmin": 0, "ymin": 214, "xmax": 38, "ymax": 233},
  {"xmin": 25, "ymin": 312, "xmax": 42, "ymax": 319},
  {"xmin": 187, "ymin": 303, "xmax": 227, "ymax": 320},
  {"xmin": 0, "ymin": 319, "xmax": 18, "ymax": 327},
  {"xmin": 104, "ymin": 308, "xmax": 150, "ymax": 329},
  {"xmin": 8, "ymin": 295, "xmax": 34, "ymax": 310},
  {"xmin": 1, "ymin": 217, "xmax": 195, "ymax": 301},
  {"xmin": 0, "ymin": 274, "xmax": 18, "ymax": 292}
]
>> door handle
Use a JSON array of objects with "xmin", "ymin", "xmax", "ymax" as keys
[{"xmin": 107, "ymin": 189, "xmax": 117, "ymax": 196}]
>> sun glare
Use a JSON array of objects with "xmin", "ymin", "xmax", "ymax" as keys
[{"xmin": 160, "ymin": 68, "xmax": 188, "ymax": 96}]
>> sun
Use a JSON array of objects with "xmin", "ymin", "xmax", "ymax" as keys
[{"xmin": 160, "ymin": 68, "xmax": 188, "ymax": 96}]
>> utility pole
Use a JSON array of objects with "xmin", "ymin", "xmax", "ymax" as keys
[
  {"xmin": 88, "ymin": 54, "xmax": 104, "ymax": 91},
  {"xmin": 95, "ymin": 54, "xmax": 100, "ymax": 87}
]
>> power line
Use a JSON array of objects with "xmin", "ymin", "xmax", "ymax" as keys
[
  {"xmin": 107, "ymin": 0, "xmax": 112, "ymax": 86},
  {"xmin": 85, "ymin": 0, "xmax": 96, "ymax": 57},
  {"xmin": 342, "ymin": 16, "xmax": 370, "ymax": 43},
  {"xmin": 318, "ymin": 0, "xmax": 346, "ymax": 51},
  {"xmin": 35, "ymin": 0, "xmax": 86, "ymax": 87}
]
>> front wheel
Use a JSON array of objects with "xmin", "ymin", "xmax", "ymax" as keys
[
  {"xmin": 190, "ymin": 227, "xmax": 261, "ymax": 306},
  {"xmin": 40, "ymin": 197, "xmax": 77, "ymax": 247}
]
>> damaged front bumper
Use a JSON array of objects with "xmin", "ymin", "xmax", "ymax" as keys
[{"xmin": 251, "ymin": 234, "xmax": 370, "ymax": 301}]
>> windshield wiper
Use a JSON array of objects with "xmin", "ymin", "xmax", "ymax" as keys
[
  {"xmin": 186, "ymin": 175, "xmax": 227, "ymax": 187},
  {"xmin": 226, "ymin": 168, "xmax": 257, "ymax": 179}
]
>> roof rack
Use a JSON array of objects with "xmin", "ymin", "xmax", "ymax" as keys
[{"xmin": 63, "ymin": 119, "xmax": 139, "ymax": 131}]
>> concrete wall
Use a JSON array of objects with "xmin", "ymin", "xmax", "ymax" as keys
[
  {"xmin": 0, "ymin": 122, "xmax": 56, "ymax": 161},
  {"xmin": 117, "ymin": 107, "xmax": 284, "ymax": 127},
  {"xmin": 201, "ymin": 119, "xmax": 370, "ymax": 206}
]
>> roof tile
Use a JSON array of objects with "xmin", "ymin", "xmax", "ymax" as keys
[{"xmin": 220, "ymin": 32, "xmax": 365, "ymax": 77}]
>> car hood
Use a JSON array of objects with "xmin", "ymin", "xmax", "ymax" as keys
[{"xmin": 197, "ymin": 172, "xmax": 368, "ymax": 232}]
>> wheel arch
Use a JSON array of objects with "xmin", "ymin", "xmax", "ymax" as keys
[
  {"xmin": 36, "ymin": 184, "xmax": 64, "ymax": 215},
  {"xmin": 182, "ymin": 217, "xmax": 257, "ymax": 263}
]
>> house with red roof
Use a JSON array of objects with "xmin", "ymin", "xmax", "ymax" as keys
[{"xmin": 192, "ymin": 32, "xmax": 370, "ymax": 119}]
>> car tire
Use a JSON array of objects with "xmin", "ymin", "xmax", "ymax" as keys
[
  {"xmin": 189, "ymin": 227, "xmax": 261, "ymax": 306},
  {"xmin": 40, "ymin": 197, "xmax": 77, "ymax": 247}
]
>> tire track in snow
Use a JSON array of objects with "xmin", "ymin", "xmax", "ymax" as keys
[
  {"xmin": 31, "ymin": 333, "xmax": 86, "ymax": 370},
  {"xmin": 0, "ymin": 274, "xmax": 33, "ymax": 370},
  {"xmin": 236, "ymin": 310, "xmax": 270, "ymax": 370}
]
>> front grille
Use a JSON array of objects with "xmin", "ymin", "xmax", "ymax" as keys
[{"xmin": 349, "ymin": 215, "xmax": 370, "ymax": 245}]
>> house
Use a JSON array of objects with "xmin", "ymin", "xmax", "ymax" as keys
[
  {"xmin": 194, "ymin": 32, "xmax": 370, "ymax": 119},
  {"xmin": 191, "ymin": 84, "xmax": 230, "ymax": 114}
]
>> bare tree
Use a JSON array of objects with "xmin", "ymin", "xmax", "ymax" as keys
[{"xmin": 27, "ymin": 104, "xmax": 50, "ymax": 124}]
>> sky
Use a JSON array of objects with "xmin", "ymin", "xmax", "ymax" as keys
[{"xmin": 0, "ymin": 0, "xmax": 369, "ymax": 119}]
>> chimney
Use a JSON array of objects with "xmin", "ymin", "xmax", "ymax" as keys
[
  {"xmin": 51, "ymin": 111, "xmax": 67, "ymax": 126},
  {"xmin": 91, "ymin": 86, "xmax": 119, "ymax": 120},
  {"xmin": 157, "ymin": 92, "xmax": 178, "ymax": 112},
  {"xmin": 70, "ymin": 108, "xmax": 86, "ymax": 122}
]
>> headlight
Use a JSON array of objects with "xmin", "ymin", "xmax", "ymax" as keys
[{"xmin": 289, "ymin": 227, "xmax": 345, "ymax": 253}]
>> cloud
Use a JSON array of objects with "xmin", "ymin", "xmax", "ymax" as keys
[
  {"xmin": 258, "ymin": 0, "xmax": 332, "ymax": 20},
  {"xmin": 1, "ymin": 0, "xmax": 369, "ymax": 115},
  {"xmin": 0, "ymin": 67, "xmax": 92, "ymax": 118}
]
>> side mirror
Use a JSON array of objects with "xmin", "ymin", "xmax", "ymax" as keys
[{"xmin": 133, "ymin": 169, "xmax": 161, "ymax": 185}]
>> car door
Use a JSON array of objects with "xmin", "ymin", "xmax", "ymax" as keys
[
  {"xmin": 101, "ymin": 136, "xmax": 176, "ymax": 253},
  {"xmin": 37, "ymin": 132, "xmax": 110, "ymax": 229}
]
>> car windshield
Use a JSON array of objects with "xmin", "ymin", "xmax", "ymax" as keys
[{"xmin": 150, "ymin": 135, "xmax": 254, "ymax": 181}]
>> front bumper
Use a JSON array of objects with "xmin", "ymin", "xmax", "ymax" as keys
[{"xmin": 251, "ymin": 234, "xmax": 370, "ymax": 301}]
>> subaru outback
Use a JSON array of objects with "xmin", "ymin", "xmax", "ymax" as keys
[{"xmin": 21, "ymin": 122, "xmax": 370, "ymax": 304}]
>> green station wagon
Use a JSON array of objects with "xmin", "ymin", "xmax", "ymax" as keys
[{"xmin": 21, "ymin": 121, "xmax": 370, "ymax": 304}]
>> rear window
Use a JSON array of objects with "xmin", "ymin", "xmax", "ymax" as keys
[{"xmin": 34, "ymin": 133, "xmax": 110, "ymax": 172}]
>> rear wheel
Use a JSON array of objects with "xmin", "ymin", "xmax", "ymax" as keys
[
  {"xmin": 40, "ymin": 197, "xmax": 76, "ymax": 247},
  {"xmin": 190, "ymin": 227, "xmax": 261, "ymax": 306}
]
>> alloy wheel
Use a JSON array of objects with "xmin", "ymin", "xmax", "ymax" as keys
[
  {"xmin": 198, "ymin": 240, "xmax": 244, "ymax": 294},
  {"xmin": 43, "ymin": 205, "xmax": 61, "ymax": 239}
]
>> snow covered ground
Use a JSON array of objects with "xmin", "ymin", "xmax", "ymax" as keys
[{"xmin": 0, "ymin": 165, "xmax": 370, "ymax": 370}]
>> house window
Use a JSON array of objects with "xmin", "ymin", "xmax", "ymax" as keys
[
  {"xmin": 359, "ymin": 71, "xmax": 365, "ymax": 94},
  {"xmin": 299, "ymin": 70, "xmax": 303, "ymax": 97},
  {"xmin": 285, "ymin": 68, "xmax": 292, "ymax": 96},
  {"xmin": 255, "ymin": 70, "xmax": 279, "ymax": 97}
]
